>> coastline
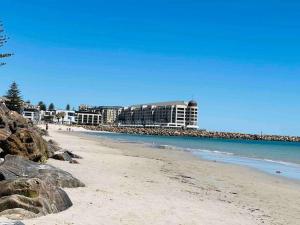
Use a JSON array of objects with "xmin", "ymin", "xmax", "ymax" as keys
[
  {"xmin": 78, "ymin": 130, "xmax": 300, "ymax": 183},
  {"xmin": 74, "ymin": 125, "xmax": 300, "ymax": 142},
  {"xmin": 21, "ymin": 125, "xmax": 300, "ymax": 225}
]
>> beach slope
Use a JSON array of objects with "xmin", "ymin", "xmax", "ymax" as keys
[{"xmin": 17, "ymin": 125, "xmax": 300, "ymax": 225}]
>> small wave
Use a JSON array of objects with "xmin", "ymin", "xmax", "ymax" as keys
[
  {"xmin": 187, "ymin": 148, "xmax": 235, "ymax": 156},
  {"xmin": 261, "ymin": 158, "xmax": 300, "ymax": 167},
  {"xmin": 153, "ymin": 144, "xmax": 179, "ymax": 150}
]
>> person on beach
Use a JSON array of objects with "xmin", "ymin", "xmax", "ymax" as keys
[{"xmin": 46, "ymin": 123, "xmax": 48, "ymax": 131}]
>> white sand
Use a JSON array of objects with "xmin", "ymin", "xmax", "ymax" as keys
[{"xmin": 1, "ymin": 124, "xmax": 300, "ymax": 225}]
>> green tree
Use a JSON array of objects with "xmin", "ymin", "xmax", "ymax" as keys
[
  {"xmin": 66, "ymin": 104, "xmax": 70, "ymax": 110},
  {"xmin": 55, "ymin": 112, "xmax": 66, "ymax": 123},
  {"xmin": 38, "ymin": 101, "xmax": 47, "ymax": 111},
  {"xmin": 0, "ymin": 21, "xmax": 12, "ymax": 66},
  {"xmin": 5, "ymin": 81, "xmax": 23, "ymax": 112},
  {"xmin": 48, "ymin": 103, "xmax": 55, "ymax": 111}
]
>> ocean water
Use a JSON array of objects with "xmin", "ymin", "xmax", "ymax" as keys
[{"xmin": 84, "ymin": 131, "xmax": 300, "ymax": 181}]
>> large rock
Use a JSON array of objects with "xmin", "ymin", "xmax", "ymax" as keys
[
  {"xmin": 0, "ymin": 178, "xmax": 72, "ymax": 220},
  {"xmin": 52, "ymin": 152, "xmax": 73, "ymax": 161},
  {"xmin": 0, "ymin": 104, "xmax": 51, "ymax": 162},
  {"xmin": 0, "ymin": 155, "xmax": 85, "ymax": 188},
  {"xmin": 0, "ymin": 128, "xmax": 49, "ymax": 162},
  {"xmin": 47, "ymin": 139, "xmax": 62, "ymax": 158},
  {"xmin": 52, "ymin": 150, "xmax": 82, "ymax": 162},
  {"xmin": 0, "ymin": 104, "xmax": 28, "ymax": 141}
]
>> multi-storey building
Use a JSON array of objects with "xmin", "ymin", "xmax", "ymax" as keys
[
  {"xmin": 118, "ymin": 100, "xmax": 198, "ymax": 129},
  {"xmin": 75, "ymin": 110, "xmax": 102, "ymax": 125},
  {"xmin": 93, "ymin": 106, "xmax": 123, "ymax": 125},
  {"xmin": 22, "ymin": 108, "xmax": 40, "ymax": 123}
]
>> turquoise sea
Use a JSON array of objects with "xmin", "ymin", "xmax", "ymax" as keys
[{"xmin": 84, "ymin": 132, "xmax": 300, "ymax": 181}]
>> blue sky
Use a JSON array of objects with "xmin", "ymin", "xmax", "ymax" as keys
[{"xmin": 0, "ymin": 0, "xmax": 299, "ymax": 135}]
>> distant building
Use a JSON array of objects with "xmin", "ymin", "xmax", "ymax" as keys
[
  {"xmin": 75, "ymin": 111, "xmax": 102, "ymax": 125},
  {"xmin": 93, "ymin": 106, "xmax": 123, "ymax": 125},
  {"xmin": 41, "ymin": 110, "xmax": 56, "ymax": 122},
  {"xmin": 118, "ymin": 100, "xmax": 198, "ymax": 129},
  {"xmin": 22, "ymin": 108, "xmax": 40, "ymax": 123}
]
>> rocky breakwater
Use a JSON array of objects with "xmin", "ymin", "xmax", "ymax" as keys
[
  {"xmin": 78, "ymin": 125, "xmax": 300, "ymax": 142},
  {"xmin": 0, "ymin": 104, "xmax": 85, "ymax": 220}
]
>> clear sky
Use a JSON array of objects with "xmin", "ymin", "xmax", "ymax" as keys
[{"xmin": 0, "ymin": 0, "xmax": 299, "ymax": 135}]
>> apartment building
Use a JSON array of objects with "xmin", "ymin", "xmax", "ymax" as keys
[
  {"xmin": 95, "ymin": 106, "xmax": 123, "ymax": 124},
  {"xmin": 75, "ymin": 110, "xmax": 102, "ymax": 125},
  {"xmin": 22, "ymin": 108, "xmax": 40, "ymax": 123},
  {"xmin": 118, "ymin": 100, "xmax": 198, "ymax": 129}
]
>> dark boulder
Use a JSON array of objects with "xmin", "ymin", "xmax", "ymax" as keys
[
  {"xmin": 69, "ymin": 159, "xmax": 79, "ymax": 164},
  {"xmin": 0, "ymin": 128, "xmax": 49, "ymax": 162},
  {"xmin": 52, "ymin": 150, "xmax": 82, "ymax": 162},
  {"xmin": 0, "ymin": 104, "xmax": 28, "ymax": 141},
  {"xmin": 0, "ymin": 155, "xmax": 85, "ymax": 188},
  {"xmin": 47, "ymin": 139, "xmax": 61, "ymax": 158},
  {"xmin": 65, "ymin": 150, "xmax": 82, "ymax": 159},
  {"xmin": 52, "ymin": 152, "xmax": 73, "ymax": 161},
  {"xmin": 0, "ymin": 178, "xmax": 72, "ymax": 220}
]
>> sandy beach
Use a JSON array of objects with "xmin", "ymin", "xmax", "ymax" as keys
[{"xmin": 7, "ymin": 124, "xmax": 299, "ymax": 225}]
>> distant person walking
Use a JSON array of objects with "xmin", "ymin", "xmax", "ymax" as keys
[{"xmin": 46, "ymin": 123, "xmax": 48, "ymax": 131}]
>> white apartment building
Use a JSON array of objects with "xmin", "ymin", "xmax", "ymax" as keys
[
  {"xmin": 118, "ymin": 100, "xmax": 198, "ymax": 129},
  {"xmin": 22, "ymin": 108, "xmax": 40, "ymax": 123},
  {"xmin": 95, "ymin": 106, "xmax": 123, "ymax": 124},
  {"xmin": 75, "ymin": 111, "xmax": 102, "ymax": 125}
]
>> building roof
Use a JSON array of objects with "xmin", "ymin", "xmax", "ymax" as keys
[
  {"xmin": 130, "ymin": 101, "xmax": 187, "ymax": 108},
  {"xmin": 94, "ymin": 106, "xmax": 123, "ymax": 110},
  {"xmin": 75, "ymin": 111, "xmax": 102, "ymax": 115},
  {"xmin": 188, "ymin": 100, "xmax": 198, "ymax": 107},
  {"xmin": 23, "ymin": 108, "xmax": 39, "ymax": 112}
]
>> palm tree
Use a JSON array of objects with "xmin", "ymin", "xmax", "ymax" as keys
[{"xmin": 55, "ymin": 112, "xmax": 66, "ymax": 124}]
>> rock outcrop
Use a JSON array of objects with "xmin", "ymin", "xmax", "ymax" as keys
[
  {"xmin": 0, "ymin": 104, "xmax": 50, "ymax": 162},
  {"xmin": 0, "ymin": 155, "xmax": 84, "ymax": 219},
  {"xmin": 0, "ymin": 155, "xmax": 85, "ymax": 188},
  {"xmin": 0, "ymin": 104, "xmax": 28, "ymax": 141},
  {"xmin": 0, "ymin": 128, "xmax": 49, "ymax": 162},
  {"xmin": 0, "ymin": 104, "xmax": 85, "ymax": 220},
  {"xmin": 0, "ymin": 178, "xmax": 72, "ymax": 220},
  {"xmin": 52, "ymin": 150, "xmax": 82, "ymax": 162}
]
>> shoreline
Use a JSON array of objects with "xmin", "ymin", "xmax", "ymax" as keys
[
  {"xmin": 18, "ymin": 124, "xmax": 300, "ymax": 225},
  {"xmin": 76, "ymin": 130, "xmax": 300, "ymax": 185},
  {"xmin": 81, "ymin": 129, "xmax": 300, "ymax": 182},
  {"xmin": 73, "ymin": 125, "xmax": 300, "ymax": 143}
]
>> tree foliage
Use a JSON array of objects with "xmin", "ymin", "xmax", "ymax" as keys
[
  {"xmin": 5, "ymin": 81, "xmax": 23, "ymax": 113},
  {"xmin": 48, "ymin": 103, "xmax": 55, "ymax": 111},
  {"xmin": 38, "ymin": 101, "xmax": 47, "ymax": 111},
  {"xmin": 56, "ymin": 112, "xmax": 66, "ymax": 122},
  {"xmin": 0, "ymin": 21, "xmax": 12, "ymax": 66}
]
